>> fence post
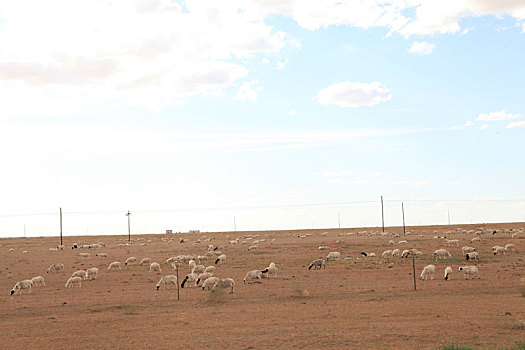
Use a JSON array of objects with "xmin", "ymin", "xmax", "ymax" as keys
[{"xmin": 412, "ymin": 257, "xmax": 417, "ymax": 291}]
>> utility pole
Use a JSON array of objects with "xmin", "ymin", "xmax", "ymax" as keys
[
  {"xmin": 448, "ymin": 209, "xmax": 451, "ymax": 225},
  {"xmin": 402, "ymin": 202, "xmax": 406, "ymax": 236},
  {"xmin": 338, "ymin": 212, "xmax": 341, "ymax": 229},
  {"xmin": 60, "ymin": 207, "xmax": 63, "ymax": 246},
  {"xmin": 381, "ymin": 195, "xmax": 385, "ymax": 233},
  {"xmin": 412, "ymin": 257, "xmax": 417, "ymax": 291},
  {"xmin": 126, "ymin": 211, "xmax": 131, "ymax": 242}
]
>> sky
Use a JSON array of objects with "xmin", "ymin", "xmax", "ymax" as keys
[{"xmin": 0, "ymin": 0, "xmax": 524, "ymax": 237}]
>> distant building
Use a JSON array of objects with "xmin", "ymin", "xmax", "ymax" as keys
[
  {"xmin": 189, "ymin": 230, "xmax": 200, "ymax": 233},
  {"xmin": 166, "ymin": 230, "xmax": 172, "ymax": 234}
]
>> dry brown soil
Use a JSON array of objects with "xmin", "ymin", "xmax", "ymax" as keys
[{"xmin": 1, "ymin": 223, "xmax": 524, "ymax": 350}]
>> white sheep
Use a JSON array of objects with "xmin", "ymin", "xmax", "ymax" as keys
[
  {"xmin": 31, "ymin": 276, "xmax": 46, "ymax": 288},
  {"xmin": 197, "ymin": 255, "xmax": 208, "ymax": 263},
  {"xmin": 149, "ymin": 262, "xmax": 162, "ymax": 272},
  {"xmin": 391, "ymin": 249, "xmax": 401, "ymax": 257},
  {"xmin": 360, "ymin": 252, "xmax": 376, "ymax": 257},
  {"xmin": 446, "ymin": 239, "xmax": 459, "ymax": 247},
  {"xmin": 458, "ymin": 266, "xmax": 480, "ymax": 280},
  {"xmin": 493, "ymin": 246, "xmax": 506, "ymax": 255},
  {"xmin": 398, "ymin": 240, "xmax": 408, "ymax": 244},
  {"xmin": 326, "ymin": 252, "xmax": 341, "ymax": 261},
  {"xmin": 65, "ymin": 276, "xmax": 82, "ymax": 288},
  {"xmin": 192, "ymin": 265, "xmax": 205, "ymax": 275},
  {"xmin": 204, "ymin": 266, "xmax": 216, "ymax": 274},
  {"xmin": 107, "ymin": 261, "xmax": 122, "ymax": 271},
  {"xmin": 71, "ymin": 270, "xmax": 88, "ymax": 280},
  {"xmin": 308, "ymin": 259, "xmax": 325, "ymax": 270},
  {"xmin": 462, "ymin": 246, "xmax": 476, "ymax": 254},
  {"xmin": 505, "ymin": 244, "xmax": 515, "ymax": 252},
  {"xmin": 156, "ymin": 275, "xmax": 178, "ymax": 290},
  {"xmin": 86, "ymin": 267, "xmax": 99, "ymax": 280},
  {"xmin": 171, "ymin": 261, "xmax": 182, "ymax": 271},
  {"xmin": 10, "ymin": 280, "xmax": 33, "ymax": 295},
  {"xmin": 181, "ymin": 273, "xmax": 199, "ymax": 288},
  {"xmin": 78, "ymin": 253, "xmax": 90, "ymax": 258},
  {"xmin": 432, "ymin": 249, "xmax": 452, "ymax": 260},
  {"xmin": 465, "ymin": 252, "xmax": 479, "ymax": 262},
  {"xmin": 388, "ymin": 240, "xmax": 394, "ymax": 246},
  {"xmin": 96, "ymin": 253, "xmax": 107, "ymax": 259},
  {"xmin": 419, "ymin": 265, "xmax": 435, "ymax": 280},
  {"xmin": 471, "ymin": 237, "xmax": 481, "ymax": 243},
  {"xmin": 261, "ymin": 266, "xmax": 278, "ymax": 278},
  {"xmin": 318, "ymin": 246, "xmax": 330, "ymax": 250},
  {"xmin": 215, "ymin": 254, "xmax": 226, "ymax": 265},
  {"xmin": 243, "ymin": 270, "xmax": 264, "ymax": 284},
  {"xmin": 125, "ymin": 257, "xmax": 138, "ymax": 265},
  {"xmin": 212, "ymin": 278, "xmax": 235, "ymax": 294},
  {"xmin": 140, "ymin": 258, "xmax": 151, "ymax": 266},
  {"xmin": 268, "ymin": 262, "xmax": 276, "ymax": 268},
  {"xmin": 444, "ymin": 266, "xmax": 453, "ymax": 280},
  {"xmin": 46, "ymin": 263, "xmax": 64, "ymax": 273},
  {"xmin": 195, "ymin": 272, "xmax": 213, "ymax": 286},
  {"xmin": 201, "ymin": 277, "xmax": 220, "ymax": 290},
  {"xmin": 382, "ymin": 250, "xmax": 393, "ymax": 258}
]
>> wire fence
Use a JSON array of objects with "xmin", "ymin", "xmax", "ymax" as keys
[{"xmin": 1, "ymin": 198, "xmax": 524, "ymax": 238}]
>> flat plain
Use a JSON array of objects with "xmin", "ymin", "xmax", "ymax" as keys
[{"xmin": 1, "ymin": 223, "xmax": 524, "ymax": 350}]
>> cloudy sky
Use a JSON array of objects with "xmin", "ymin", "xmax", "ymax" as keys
[{"xmin": 0, "ymin": 0, "xmax": 524, "ymax": 236}]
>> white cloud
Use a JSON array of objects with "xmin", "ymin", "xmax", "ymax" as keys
[
  {"xmin": 464, "ymin": 121, "xmax": 474, "ymax": 127},
  {"xmin": 314, "ymin": 171, "xmax": 353, "ymax": 177},
  {"xmin": 326, "ymin": 178, "xmax": 371, "ymax": 185},
  {"xmin": 388, "ymin": 180, "xmax": 411, "ymax": 185},
  {"xmin": 480, "ymin": 124, "xmax": 489, "ymax": 130},
  {"xmin": 315, "ymin": 81, "xmax": 391, "ymax": 108},
  {"xmin": 373, "ymin": 171, "xmax": 385, "ymax": 177},
  {"xmin": 408, "ymin": 41, "xmax": 435, "ymax": 55},
  {"xmin": 411, "ymin": 181, "xmax": 429, "ymax": 188},
  {"xmin": 288, "ymin": 109, "xmax": 297, "ymax": 115},
  {"xmin": 276, "ymin": 59, "xmax": 288, "ymax": 69},
  {"xmin": 477, "ymin": 109, "xmax": 521, "ymax": 121},
  {"xmin": 507, "ymin": 120, "xmax": 525, "ymax": 128},
  {"xmin": 234, "ymin": 79, "xmax": 261, "ymax": 102}
]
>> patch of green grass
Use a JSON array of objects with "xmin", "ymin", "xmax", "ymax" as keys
[
  {"xmin": 505, "ymin": 319, "xmax": 525, "ymax": 331},
  {"xmin": 519, "ymin": 285, "xmax": 525, "ymax": 298},
  {"xmin": 206, "ymin": 287, "xmax": 225, "ymax": 304},
  {"xmin": 437, "ymin": 345, "xmax": 474, "ymax": 350}
]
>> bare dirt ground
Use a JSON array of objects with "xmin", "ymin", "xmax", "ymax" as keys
[{"xmin": 1, "ymin": 223, "xmax": 524, "ymax": 350}]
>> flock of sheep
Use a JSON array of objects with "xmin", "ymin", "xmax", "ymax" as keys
[{"xmin": 4, "ymin": 225, "xmax": 523, "ymax": 298}]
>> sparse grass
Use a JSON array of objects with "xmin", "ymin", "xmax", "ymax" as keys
[
  {"xmin": 505, "ymin": 319, "xmax": 525, "ymax": 331},
  {"xmin": 291, "ymin": 284, "xmax": 310, "ymax": 299},
  {"xmin": 206, "ymin": 287, "xmax": 225, "ymax": 304},
  {"xmin": 519, "ymin": 285, "xmax": 525, "ymax": 298},
  {"xmin": 437, "ymin": 344, "xmax": 474, "ymax": 350}
]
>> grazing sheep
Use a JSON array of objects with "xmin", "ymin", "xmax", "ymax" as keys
[
  {"xmin": 125, "ymin": 257, "xmax": 138, "ymax": 265},
  {"xmin": 458, "ymin": 266, "xmax": 480, "ymax": 280},
  {"xmin": 465, "ymin": 252, "xmax": 479, "ymax": 262},
  {"xmin": 197, "ymin": 255, "xmax": 208, "ymax": 263},
  {"xmin": 493, "ymin": 246, "xmax": 506, "ymax": 255},
  {"xmin": 212, "ymin": 278, "xmax": 235, "ymax": 294},
  {"xmin": 243, "ymin": 270, "xmax": 264, "ymax": 284},
  {"xmin": 398, "ymin": 240, "xmax": 408, "ymax": 244},
  {"xmin": 505, "ymin": 244, "xmax": 515, "ymax": 252},
  {"xmin": 149, "ymin": 262, "xmax": 162, "ymax": 272},
  {"xmin": 195, "ymin": 272, "xmax": 213, "ymax": 286},
  {"xmin": 382, "ymin": 250, "xmax": 393, "ymax": 258},
  {"xmin": 71, "ymin": 270, "xmax": 88, "ymax": 280},
  {"xmin": 201, "ymin": 277, "xmax": 220, "ymax": 290},
  {"xmin": 204, "ymin": 266, "xmax": 216, "ymax": 274},
  {"xmin": 401, "ymin": 249, "xmax": 411, "ymax": 258},
  {"xmin": 326, "ymin": 252, "xmax": 341, "ymax": 261},
  {"xmin": 181, "ymin": 273, "xmax": 199, "ymax": 288},
  {"xmin": 107, "ymin": 261, "xmax": 122, "ymax": 271},
  {"xmin": 462, "ymin": 246, "xmax": 476, "ymax": 254},
  {"xmin": 86, "ymin": 267, "xmax": 99, "ymax": 280},
  {"xmin": 10, "ymin": 280, "xmax": 33, "ymax": 295},
  {"xmin": 96, "ymin": 253, "xmax": 107, "ymax": 259},
  {"xmin": 471, "ymin": 237, "xmax": 481, "ymax": 243},
  {"xmin": 308, "ymin": 259, "xmax": 325, "ymax": 270},
  {"xmin": 65, "ymin": 276, "xmax": 82, "ymax": 288},
  {"xmin": 46, "ymin": 263, "xmax": 64, "ymax": 273},
  {"xmin": 268, "ymin": 262, "xmax": 276, "ymax": 268},
  {"xmin": 140, "ymin": 258, "xmax": 151, "ymax": 266},
  {"xmin": 171, "ymin": 261, "xmax": 181, "ymax": 271},
  {"xmin": 262, "ymin": 265, "xmax": 278, "ymax": 278},
  {"xmin": 446, "ymin": 239, "xmax": 459, "ymax": 247},
  {"xmin": 78, "ymin": 253, "xmax": 90, "ymax": 258},
  {"xmin": 192, "ymin": 265, "xmax": 205, "ymax": 275},
  {"xmin": 419, "ymin": 265, "xmax": 436, "ymax": 280},
  {"xmin": 432, "ymin": 249, "xmax": 452, "ymax": 260},
  {"xmin": 391, "ymin": 249, "xmax": 401, "ymax": 257},
  {"xmin": 318, "ymin": 246, "xmax": 330, "ymax": 250},
  {"xmin": 31, "ymin": 276, "xmax": 45, "ymax": 288},
  {"xmin": 49, "ymin": 248, "xmax": 58, "ymax": 252},
  {"xmin": 156, "ymin": 275, "xmax": 178, "ymax": 290},
  {"xmin": 215, "ymin": 254, "xmax": 226, "ymax": 265},
  {"xmin": 165, "ymin": 256, "xmax": 179, "ymax": 265},
  {"xmin": 444, "ymin": 266, "xmax": 453, "ymax": 281},
  {"xmin": 388, "ymin": 240, "xmax": 395, "ymax": 246}
]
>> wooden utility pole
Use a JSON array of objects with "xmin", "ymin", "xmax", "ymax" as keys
[
  {"xmin": 126, "ymin": 211, "xmax": 131, "ymax": 242},
  {"xmin": 176, "ymin": 266, "xmax": 180, "ymax": 301},
  {"xmin": 448, "ymin": 209, "xmax": 451, "ymax": 225},
  {"xmin": 381, "ymin": 196, "xmax": 385, "ymax": 233},
  {"xmin": 412, "ymin": 257, "xmax": 417, "ymax": 291},
  {"xmin": 60, "ymin": 207, "xmax": 63, "ymax": 246},
  {"xmin": 338, "ymin": 212, "xmax": 340, "ymax": 229},
  {"xmin": 402, "ymin": 202, "xmax": 406, "ymax": 236}
]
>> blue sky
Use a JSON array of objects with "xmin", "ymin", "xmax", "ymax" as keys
[{"xmin": 0, "ymin": 1, "xmax": 524, "ymax": 236}]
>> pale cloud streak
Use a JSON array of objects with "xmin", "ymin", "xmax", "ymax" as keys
[
  {"xmin": 408, "ymin": 41, "xmax": 436, "ymax": 55},
  {"xmin": 315, "ymin": 81, "xmax": 391, "ymax": 108},
  {"xmin": 477, "ymin": 109, "xmax": 521, "ymax": 121}
]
